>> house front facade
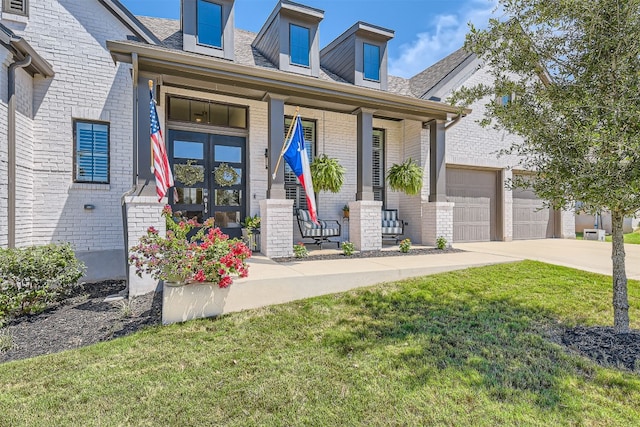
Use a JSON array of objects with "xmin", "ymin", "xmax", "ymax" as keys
[{"xmin": 1, "ymin": 0, "xmax": 575, "ymax": 296}]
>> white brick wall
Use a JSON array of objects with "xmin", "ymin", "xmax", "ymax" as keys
[
  {"xmin": 2, "ymin": 0, "xmax": 135, "ymax": 256},
  {"xmin": 421, "ymin": 202, "xmax": 454, "ymax": 247},
  {"xmin": 349, "ymin": 200, "xmax": 382, "ymax": 251},
  {"xmin": 260, "ymin": 198, "xmax": 294, "ymax": 258},
  {"xmin": 125, "ymin": 196, "xmax": 166, "ymax": 296}
]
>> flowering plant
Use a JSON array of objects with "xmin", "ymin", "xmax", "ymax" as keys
[
  {"xmin": 399, "ymin": 238, "xmax": 411, "ymax": 253},
  {"xmin": 128, "ymin": 206, "xmax": 251, "ymax": 288}
]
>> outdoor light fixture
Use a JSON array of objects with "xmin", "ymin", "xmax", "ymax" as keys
[{"xmin": 264, "ymin": 148, "xmax": 269, "ymax": 169}]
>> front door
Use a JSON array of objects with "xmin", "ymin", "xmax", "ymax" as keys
[{"xmin": 168, "ymin": 130, "xmax": 246, "ymax": 239}]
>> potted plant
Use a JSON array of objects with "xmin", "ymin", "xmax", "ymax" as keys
[
  {"xmin": 386, "ymin": 158, "xmax": 423, "ymax": 196},
  {"xmin": 129, "ymin": 206, "xmax": 251, "ymax": 288},
  {"xmin": 241, "ymin": 214, "xmax": 261, "ymax": 251},
  {"xmin": 342, "ymin": 205, "xmax": 349, "ymax": 219},
  {"xmin": 310, "ymin": 154, "xmax": 345, "ymax": 193}
]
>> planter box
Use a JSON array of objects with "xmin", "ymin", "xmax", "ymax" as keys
[{"xmin": 162, "ymin": 282, "xmax": 231, "ymax": 324}]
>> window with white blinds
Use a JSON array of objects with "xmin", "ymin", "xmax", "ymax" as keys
[
  {"xmin": 74, "ymin": 120, "xmax": 109, "ymax": 184},
  {"xmin": 284, "ymin": 117, "xmax": 315, "ymax": 210},
  {"xmin": 3, "ymin": 0, "xmax": 28, "ymax": 16},
  {"xmin": 373, "ymin": 128, "xmax": 385, "ymax": 204}
]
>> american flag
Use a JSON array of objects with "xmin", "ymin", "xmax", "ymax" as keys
[{"xmin": 150, "ymin": 89, "xmax": 174, "ymax": 202}]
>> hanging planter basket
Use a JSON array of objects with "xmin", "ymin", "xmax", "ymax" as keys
[
  {"xmin": 310, "ymin": 154, "xmax": 345, "ymax": 193},
  {"xmin": 386, "ymin": 158, "xmax": 423, "ymax": 196}
]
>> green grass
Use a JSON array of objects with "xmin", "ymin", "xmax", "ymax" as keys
[
  {"xmin": 2, "ymin": 261, "xmax": 640, "ymax": 426},
  {"xmin": 576, "ymin": 231, "xmax": 640, "ymax": 244}
]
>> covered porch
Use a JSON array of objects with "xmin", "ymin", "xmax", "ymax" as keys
[{"xmin": 108, "ymin": 40, "xmax": 463, "ymax": 294}]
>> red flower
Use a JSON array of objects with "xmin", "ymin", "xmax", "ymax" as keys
[
  {"xmin": 194, "ymin": 270, "xmax": 206, "ymax": 282},
  {"xmin": 219, "ymin": 276, "xmax": 233, "ymax": 288}
]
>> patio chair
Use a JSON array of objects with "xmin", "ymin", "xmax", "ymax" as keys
[
  {"xmin": 381, "ymin": 209, "xmax": 405, "ymax": 243},
  {"xmin": 296, "ymin": 209, "xmax": 341, "ymax": 248}
]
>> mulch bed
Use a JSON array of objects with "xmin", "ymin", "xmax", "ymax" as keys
[
  {"xmin": 562, "ymin": 326, "xmax": 640, "ymax": 372},
  {"xmin": 0, "ymin": 281, "xmax": 161, "ymax": 364},
  {"xmin": 273, "ymin": 247, "xmax": 464, "ymax": 263}
]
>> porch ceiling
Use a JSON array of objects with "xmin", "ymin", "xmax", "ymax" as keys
[{"xmin": 108, "ymin": 40, "xmax": 468, "ymax": 122}]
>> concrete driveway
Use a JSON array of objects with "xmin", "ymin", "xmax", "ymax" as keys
[{"xmin": 455, "ymin": 239, "xmax": 640, "ymax": 279}]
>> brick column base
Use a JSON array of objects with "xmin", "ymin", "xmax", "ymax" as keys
[
  {"xmin": 125, "ymin": 196, "xmax": 166, "ymax": 296},
  {"xmin": 560, "ymin": 209, "xmax": 576, "ymax": 238},
  {"xmin": 260, "ymin": 199, "xmax": 294, "ymax": 258},
  {"xmin": 349, "ymin": 200, "xmax": 382, "ymax": 251},
  {"xmin": 422, "ymin": 201, "xmax": 454, "ymax": 247}
]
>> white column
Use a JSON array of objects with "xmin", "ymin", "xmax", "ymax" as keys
[
  {"xmin": 260, "ymin": 198, "xmax": 294, "ymax": 258},
  {"xmin": 349, "ymin": 200, "xmax": 382, "ymax": 251}
]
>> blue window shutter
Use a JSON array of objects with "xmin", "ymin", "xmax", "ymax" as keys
[{"xmin": 75, "ymin": 121, "xmax": 109, "ymax": 183}]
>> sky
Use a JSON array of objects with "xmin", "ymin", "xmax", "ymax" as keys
[{"xmin": 119, "ymin": 0, "xmax": 499, "ymax": 78}]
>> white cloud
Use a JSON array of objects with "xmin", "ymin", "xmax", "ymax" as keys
[{"xmin": 389, "ymin": 0, "xmax": 498, "ymax": 78}]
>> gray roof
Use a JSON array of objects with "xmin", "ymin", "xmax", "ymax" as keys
[
  {"xmin": 136, "ymin": 16, "xmax": 411, "ymax": 94},
  {"xmin": 409, "ymin": 47, "xmax": 472, "ymax": 99}
]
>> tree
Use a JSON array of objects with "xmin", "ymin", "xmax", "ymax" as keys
[{"xmin": 451, "ymin": 0, "xmax": 640, "ymax": 333}]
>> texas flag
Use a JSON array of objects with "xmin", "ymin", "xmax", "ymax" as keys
[{"xmin": 283, "ymin": 115, "xmax": 318, "ymax": 223}]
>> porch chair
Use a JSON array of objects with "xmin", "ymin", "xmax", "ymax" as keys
[
  {"xmin": 296, "ymin": 209, "xmax": 341, "ymax": 248},
  {"xmin": 381, "ymin": 209, "xmax": 405, "ymax": 243}
]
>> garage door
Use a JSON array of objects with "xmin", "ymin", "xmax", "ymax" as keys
[
  {"xmin": 447, "ymin": 167, "xmax": 498, "ymax": 242},
  {"xmin": 512, "ymin": 179, "xmax": 553, "ymax": 239}
]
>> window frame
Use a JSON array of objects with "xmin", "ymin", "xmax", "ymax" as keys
[
  {"xmin": 73, "ymin": 119, "xmax": 110, "ymax": 184},
  {"xmin": 284, "ymin": 116, "xmax": 316, "ymax": 211},
  {"xmin": 363, "ymin": 42, "xmax": 381, "ymax": 82},
  {"xmin": 2, "ymin": 0, "xmax": 28, "ymax": 16},
  {"xmin": 289, "ymin": 23, "xmax": 311, "ymax": 67},
  {"xmin": 196, "ymin": 0, "xmax": 223, "ymax": 49},
  {"xmin": 372, "ymin": 128, "xmax": 385, "ymax": 205}
]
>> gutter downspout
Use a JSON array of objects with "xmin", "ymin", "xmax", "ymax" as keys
[
  {"xmin": 119, "ymin": 52, "xmax": 139, "ymax": 297},
  {"xmin": 444, "ymin": 113, "xmax": 464, "ymax": 131},
  {"xmin": 8, "ymin": 54, "xmax": 32, "ymax": 248}
]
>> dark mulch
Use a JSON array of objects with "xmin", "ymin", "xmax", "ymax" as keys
[
  {"xmin": 562, "ymin": 326, "xmax": 640, "ymax": 372},
  {"xmin": 0, "ymin": 281, "xmax": 162, "ymax": 364},
  {"xmin": 273, "ymin": 247, "xmax": 464, "ymax": 263}
]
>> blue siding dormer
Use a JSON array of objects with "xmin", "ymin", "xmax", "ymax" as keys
[
  {"xmin": 252, "ymin": 0, "xmax": 324, "ymax": 77},
  {"xmin": 182, "ymin": 0, "xmax": 235, "ymax": 60}
]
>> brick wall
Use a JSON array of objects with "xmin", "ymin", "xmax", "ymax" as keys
[{"xmin": 2, "ymin": 0, "xmax": 135, "ymax": 254}]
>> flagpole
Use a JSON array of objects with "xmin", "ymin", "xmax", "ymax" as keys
[
  {"xmin": 271, "ymin": 107, "xmax": 300, "ymax": 180},
  {"xmin": 149, "ymin": 80, "xmax": 155, "ymax": 174}
]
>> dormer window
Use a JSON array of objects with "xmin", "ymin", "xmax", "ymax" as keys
[
  {"xmin": 197, "ymin": 0, "xmax": 223, "ymax": 48},
  {"xmin": 182, "ymin": 0, "xmax": 234, "ymax": 60},
  {"xmin": 2, "ymin": 0, "xmax": 28, "ymax": 16},
  {"xmin": 363, "ymin": 43, "xmax": 380, "ymax": 81},
  {"xmin": 289, "ymin": 24, "xmax": 310, "ymax": 67},
  {"xmin": 252, "ymin": 1, "xmax": 324, "ymax": 77},
  {"xmin": 320, "ymin": 22, "xmax": 394, "ymax": 90}
]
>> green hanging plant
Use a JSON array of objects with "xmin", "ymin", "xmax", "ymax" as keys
[
  {"xmin": 386, "ymin": 158, "xmax": 423, "ymax": 196},
  {"xmin": 310, "ymin": 154, "xmax": 345, "ymax": 193}
]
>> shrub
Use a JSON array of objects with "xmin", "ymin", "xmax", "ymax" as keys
[
  {"xmin": 342, "ymin": 241, "xmax": 355, "ymax": 256},
  {"xmin": 399, "ymin": 238, "xmax": 411, "ymax": 253},
  {"xmin": 0, "ymin": 243, "xmax": 85, "ymax": 322},
  {"xmin": 293, "ymin": 242, "xmax": 308, "ymax": 258},
  {"xmin": 436, "ymin": 236, "xmax": 448, "ymax": 250}
]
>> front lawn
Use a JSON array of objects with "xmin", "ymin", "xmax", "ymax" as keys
[
  {"xmin": 576, "ymin": 231, "xmax": 640, "ymax": 244},
  {"xmin": 2, "ymin": 261, "xmax": 640, "ymax": 426}
]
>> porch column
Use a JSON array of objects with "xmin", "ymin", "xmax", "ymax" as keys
[
  {"xmin": 265, "ymin": 93, "xmax": 287, "ymax": 199},
  {"xmin": 422, "ymin": 119, "xmax": 453, "ymax": 247},
  {"xmin": 355, "ymin": 108, "xmax": 375, "ymax": 201},
  {"xmin": 428, "ymin": 119, "xmax": 447, "ymax": 202},
  {"xmin": 262, "ymin": 93, "xmax": 293, "ymax": 258}
]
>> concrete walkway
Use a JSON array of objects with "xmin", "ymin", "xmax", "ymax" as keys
[
  {"xmin": 163, "ymin": 238, "xmax": 639, "ymax": 323},
  {"xmin": 456, "ymin": 238, "xmax": 640, "ymax": 279},
  {"xmin": 162, "ymin": 249, "xmax": 516, "ymax": 323}
]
